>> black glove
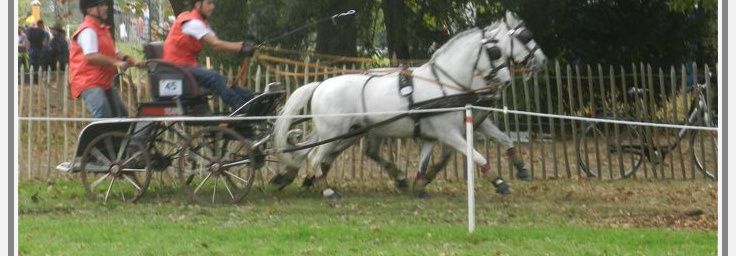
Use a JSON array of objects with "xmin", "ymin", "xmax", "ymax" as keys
[{"xmin": 240, "ymin": 41, "xmax": 257, "ymax": 57}]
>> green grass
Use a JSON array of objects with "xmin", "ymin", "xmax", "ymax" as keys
[{"xmin": 19, "ymin": 179, "xmax": 717, "ymax": 255}]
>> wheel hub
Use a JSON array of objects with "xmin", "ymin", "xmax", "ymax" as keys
[
  {"xmin": 109, "ymin": 164, "xmax": 122, "ymax": 177},
  {"xmin": 209, "ymin": 162, "xmax": 223, "ymax": 175}
]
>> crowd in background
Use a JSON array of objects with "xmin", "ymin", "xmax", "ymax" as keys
[{"xmin": 17, "ymin": 19, "xmax": 69, "ymax": 72}]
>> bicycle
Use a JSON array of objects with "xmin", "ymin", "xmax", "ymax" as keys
[{"xmin": 576, "ymin": 80, "xmax": 717, "ymax": 180}]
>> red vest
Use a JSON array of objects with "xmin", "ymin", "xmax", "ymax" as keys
[
  {"xmin": 69, "ymin": 16, "xmax": 117, "ymax": 99},
  {"xmin": 163, "ymin": 11, "xmax": 208, "ymax": 67}
]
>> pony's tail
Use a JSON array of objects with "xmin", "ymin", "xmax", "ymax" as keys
[{"xmin": 273, "ymin": 82, "xmax": 321, "ymax": 168}]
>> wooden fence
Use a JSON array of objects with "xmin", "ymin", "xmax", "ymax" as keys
[{"xmin": 17, "ymin": 58, "xmax": 718, "ymax": 183}]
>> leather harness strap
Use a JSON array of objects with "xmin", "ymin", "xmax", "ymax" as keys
[{"xmin": 398, "ymin": 68, "xmax": 422, "ymax": 137}]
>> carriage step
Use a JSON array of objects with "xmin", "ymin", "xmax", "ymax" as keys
[
  {"xmin": 55, "ymin": 162, "xmax": 75, "ymax": 173},
  {"xmin": 56, "ymin": 161, "xmax": 110, "ymax": 173}
]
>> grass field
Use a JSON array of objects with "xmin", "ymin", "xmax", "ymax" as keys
[{"xmin": 19, "ymin": 178, "xmax": 717, "ymax": 255}]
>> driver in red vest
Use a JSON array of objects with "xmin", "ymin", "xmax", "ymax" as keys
[
  {"xmin": 69, "ymin": 0, "xmax": 143, "ymax": 118},
  {"xmin": 163, "ymin": 0, "xmax": 256, "ymax": 113}
]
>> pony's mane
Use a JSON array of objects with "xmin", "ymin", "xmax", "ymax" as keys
[
  {"xmin": 429, "ymin": 28, "xmax": 481, "ymax": 62},
  {"xmin": 428, "ymin": 21, "xmax": 506, "ymax": 63}
]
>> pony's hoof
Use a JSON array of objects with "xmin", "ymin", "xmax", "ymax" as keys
[
  {"xmin": 395, "ymin": 179, "xmax": 409, "ymax": 192},
  {"xmin": 493, "ymin": 178, "xmax": 512, "ymax": 195},
  {"xmin": 516, "ymin": 168, "xmax": 531, "ymax": 181},
  {"xmin": 269, "ymin": 174, "xmax": 294, "ymax": 191},
  {"xmin": 413, "ymin": 190, "xmax": 430, "ymax": 199},
  {"xmin": 323, "ymin": 188, "xmax": 342, "ymax": 200},
  {"xmin": 302, "ymin": 176, "xmax": 316, "ymax": 187}
]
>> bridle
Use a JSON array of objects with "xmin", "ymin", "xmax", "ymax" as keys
[
  {"xmin": 429, "ymin": 27, "xmax": 509, "ymax": 94},
  {"xmin": 503, "ymin": 16, "xmax": 540, "ymax": 66}
]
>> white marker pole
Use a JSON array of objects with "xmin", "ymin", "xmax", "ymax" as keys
[{"xmin": 465, "ymin": 104, "xmax": 476, "ymax": 233}]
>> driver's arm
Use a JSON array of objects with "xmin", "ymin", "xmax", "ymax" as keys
[{"xmin": 201, "ymin": 33, "xmax": 243, "ymax": 52}]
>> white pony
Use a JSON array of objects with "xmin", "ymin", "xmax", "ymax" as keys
[
  {"xmin": 271, "ymin": 13, "xmax": 537, "ymax": 198},
  {"xmin": 270, "ymin": 12, "xmax": 547, "ymax": 198},
  {"xmin": 411, "ymin": 11, "xmax": 547, "ymax": 196}
]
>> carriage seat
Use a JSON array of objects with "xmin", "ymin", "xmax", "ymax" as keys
[
  {"xmin": 143, "ymin": 42, "xmax": 211, "ymax": 101},
  {"xmin": 138, "ymin": 42, "xmax": 212, "ymax": 117}
]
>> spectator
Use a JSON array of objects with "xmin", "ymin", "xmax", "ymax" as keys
[
  {"xmin": 18, "ymin": 27, "xmax": 30, "ymax": 72},
  {"xmin": 27, "ymin": 19, "xmax": 51, "ymax": 71},
  {"xmin": 49, "ymin": 23, "xmax": 69, "ymax": 70}
]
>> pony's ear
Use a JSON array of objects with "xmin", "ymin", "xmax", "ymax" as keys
[
  {"xmin": 506, "ymin": 11, "xmax": 519, "ymax": 23},
  {"xmin": 486, "ymin": 46, "xmax": 502, "ymax": 60}
]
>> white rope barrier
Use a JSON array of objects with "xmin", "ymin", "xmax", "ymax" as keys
[
  {"xmin": 471, "ymin": 106, "xmax": 719, "ymax": 131},
  {"xmin": 17, "ymin": 107, "xmax": 467, "ymax": 123},
  {"xmin": 18, "ymin": 105, "xmax": 718, "ymax": 131}
]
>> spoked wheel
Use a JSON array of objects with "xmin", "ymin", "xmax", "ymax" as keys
[
  {"xmin": 690, "ymin": 118, "xmax": 718, "ymax": 180},
  {"xmin": 80, "ymin": 132, "xmax": 152, "ymax": 203},
  {"xmin": 577, "ymin": 123, "xmax": 644, "ymax": 179},
  {"xmin": 148, "ymin": 137, "xmax": 182, "ymax": 193},
  {"xmin": 178, "ymin": 126, "xmax": 263, "ymax": 204}
]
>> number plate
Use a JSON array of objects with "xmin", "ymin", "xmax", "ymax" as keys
[{"xmin": 159, "ymin": 79, "xmax": 183, "ymax": 97}]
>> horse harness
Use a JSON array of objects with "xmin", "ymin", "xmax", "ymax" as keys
[
  {"xmin": 358, "ymin": 27, "xmax": 507, "ymax": 138},
  {"xmin": 283, "ymin": 27, "xmax": 510, "ymax": 153}
]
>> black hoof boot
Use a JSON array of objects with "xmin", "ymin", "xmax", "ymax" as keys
[
  {"xmin": 269, "ymin": 174, "xmax": 294, "ymax": 191},
  {"xmin": 414, "ymin": 190, "xmax": 430, "ymax": 199},
  {"xmin": 302, "ymin": 176, "xmax": 316, "ymax": 187},
  {"xmin": 493, "ymin": 178, "xmax": 512, "ymax": 195},
  {"xmin": 395, "ymin": 179, "xmax": 409, "ymax": 192},
  {"xmin": 322, "ymin": 188, "xmax": 342, "ymax": 200},
  {"xmin": 516, "ymin": 168, "xmax": 531, "ymax": 181}
]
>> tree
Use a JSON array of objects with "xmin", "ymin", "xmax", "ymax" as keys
[
  {"xmin": 382, "ymin": 0, "xmax": 411, "ymax": 59},
  {"xmin": 313, "ymin": 0, "xmax": 365, "ymax": 57},
  {"xmin": 504, "ymin": 0, "xmax": 718, "ymax": 67},
  {"xmin": 168, "ymin": 0, "xmax": 187, "ymax": 15}
]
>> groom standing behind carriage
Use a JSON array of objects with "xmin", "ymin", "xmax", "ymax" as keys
[
  {"xmin": 163, "ymin": 0, "xmax": 257, "ymax": 112},
  {"xmin": 69, "ymin": 0, "xmax": 143, "ymax": 118}
]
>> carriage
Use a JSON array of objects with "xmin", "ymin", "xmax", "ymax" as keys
[{"xmin": 57, "ymin": 41, "xmax": 287, "ymax": 204}]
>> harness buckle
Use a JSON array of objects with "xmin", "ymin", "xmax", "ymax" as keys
[{"xmin": 398, "ymin": 65, "xmax": 414, "ymax": 96}]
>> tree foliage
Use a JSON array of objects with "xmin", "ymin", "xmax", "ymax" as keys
[
  {"xmin": 505, "ymin": 0, "xmax": 717, "ymax": 66},
  {"xmin": 157, "ymin": 0, "xmax": 716, "ymax": 67}
]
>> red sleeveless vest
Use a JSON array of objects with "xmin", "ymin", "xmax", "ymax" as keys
[
  {"xmin": 69, "ymin": 16, "xmax": 117, "ymax": 99},
  {"xmin": 163, "ymin": 11, "xmax": 208, "ymax": 67}
]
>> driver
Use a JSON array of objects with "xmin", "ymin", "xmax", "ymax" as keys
[{"xmin": 163, "ymin": 0, "xmax": 257, "ymax": 113}]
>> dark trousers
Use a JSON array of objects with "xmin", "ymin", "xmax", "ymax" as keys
[{"xmin": 185, "ymin": 67, "xmax": 255, "ymax": 110}]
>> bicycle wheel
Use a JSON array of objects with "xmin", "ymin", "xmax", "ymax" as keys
[
  {"xmin": 178, "ymin": 126, "xmax": 262, "ymax": 204},
  {"xmin": 577, "ymin": 123, "xmax": 644, "ymax": 179},
  {"xmin": 80, "ymin": 132, "xmax": 152, "ymax": 203},
  {"xmin": 689, "ymin": 118, "xmax": 718, "ymax": 180}
]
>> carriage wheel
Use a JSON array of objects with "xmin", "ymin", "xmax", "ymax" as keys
[
  {"xmin": 178, "ymin": 126, "xmax": 262, "ymax": 204},
  {"xmin": 80, "ymin": 132, "xmax": 152, "ymax": 203},
  {"xmin": 148, "ymin": 137, "xmax": 183, "ymax": 194}
]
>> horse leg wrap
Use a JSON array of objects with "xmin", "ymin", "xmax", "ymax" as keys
[
  {"xmin": 302, "ymin": 175, "xmax": 325, "ymax": 188},
  {"xmin": 270, "ymin": 174, "xmax": 292, "ymax": 186},
  {"xmin": 505, "ymin": 148, "xmax": 525, "ymax": 169},
  {"xmin": 481, "ymin": 164, "xmax": 492, "ymax": 175},
  {"xmin": 413, "ymin": 173, "xmax": 431, "ymax": 198},
  {"xmin": 506, "ymin": 148, "xmax": 530, "ymax": 180},
  {"xmin": 414, "ymin": 172, "xmax": 429, "ymax": 186}
]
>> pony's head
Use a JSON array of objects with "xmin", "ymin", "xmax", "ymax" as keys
[
  {"xmin": 479, "ymin": 11, "xmax": 547, "ymax": 75},
  {"xmin": 429, "ymin": 27, "xmax": 513, "ymax": 93}
]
